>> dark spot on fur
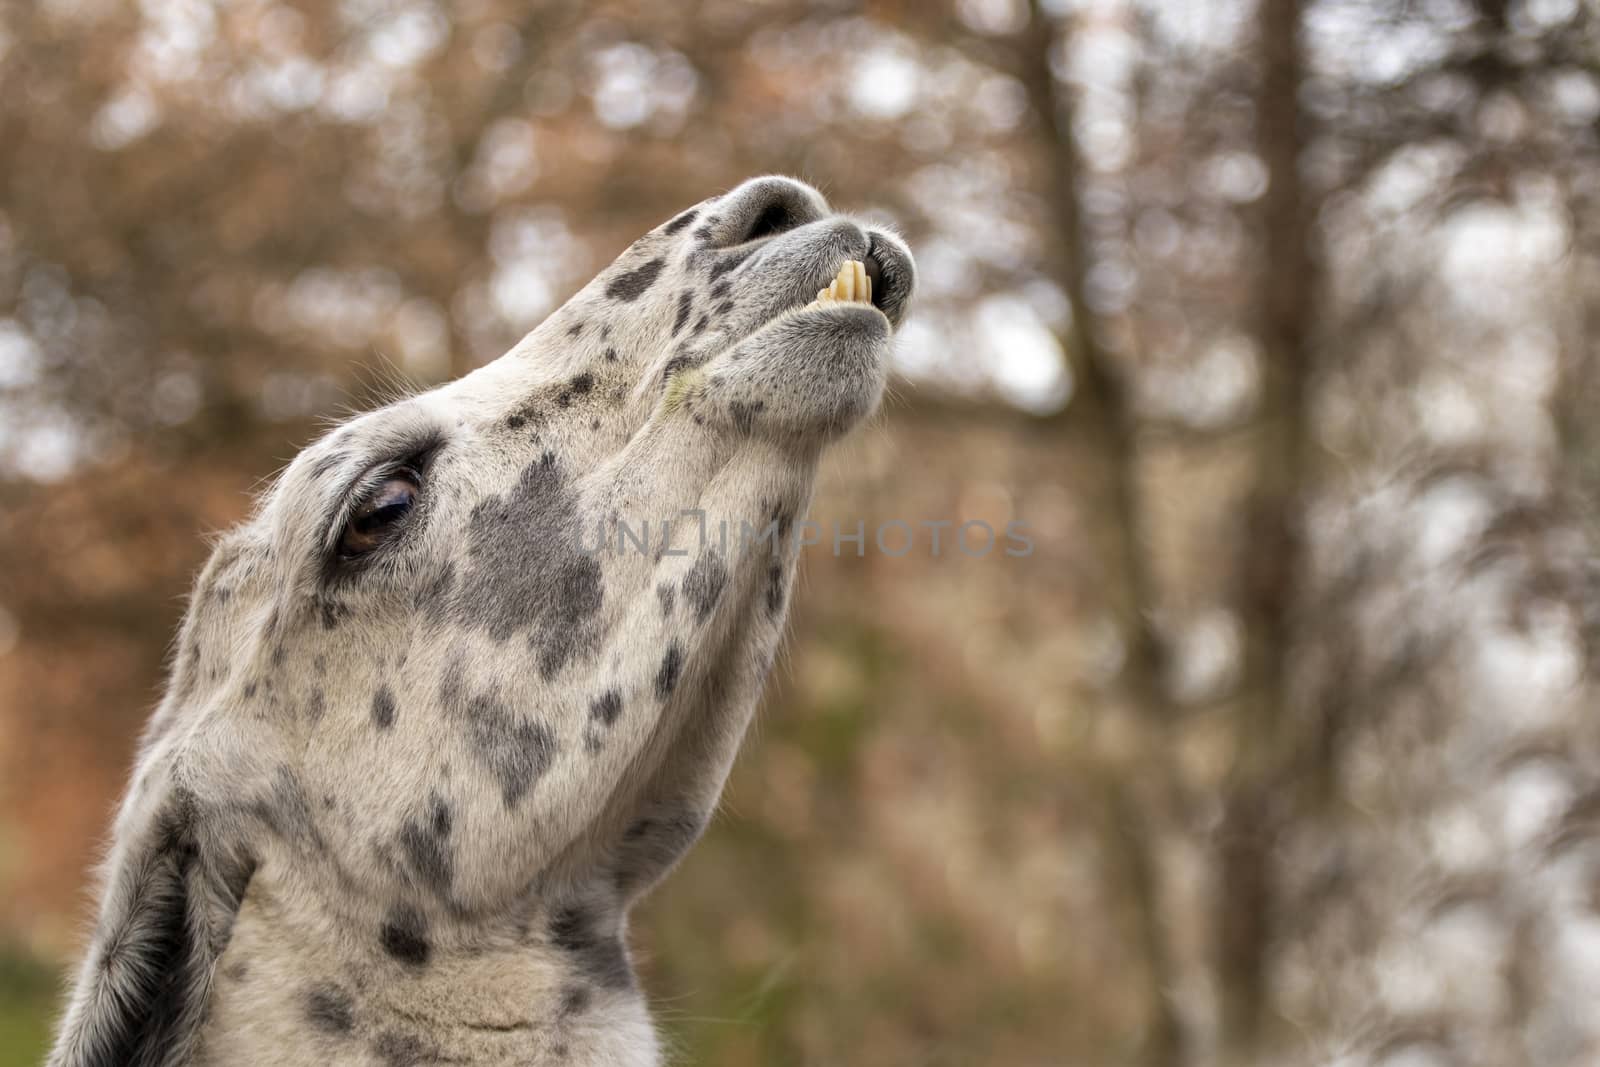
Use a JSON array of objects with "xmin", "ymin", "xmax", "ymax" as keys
[
  {"xmin": 708, "ymin": 246, "xmax": 755, "ymax": 280},
  {"xmin": 656, "ymin": 581, "xmax": 676, "ymax": 617},
  {"xmin": 380, "ymin": 905, "xmax": 430, "ymax": 967},
  {"xmin": 505, "ymin": 398, "xmax": 552, "ymax": 430},
  {"xmin": 225, "ymin": 960, "xmax": 249, "ymax": 983},
  {"xmin": 559, "ymin": 983, "xmax": 592, "ymax": 1016},
  {"xmin": 320, "ymin": 599, "xmax": 349, "ymax": 631},
  {"xmin": 373, "ymin": 1029, "xmax": 431, "ymax": 1067},
  {"xmin": 477, "ymin": 704, "xmax": 554, "ymax": 806},
  {"xmin": 589, "ymin": 690, "xmax": 623, "ymax": 729},
  {"xmin": 709, "ymin": 279, "xmax": 731, "ymax": 300},
  {"xmin": 605, "ymin": 256, "xmax": 664, "ymax": 302},
  {"xmin": 661, "ymin": 355, "xmax": 692, "ymax": 382},
  {"xmin": 662, "ymin": 208, "xmax": 698, "ymax": 235},
  {"xmin": 440, "ymin": 662, "xmax": 557, "ymax": 808},
  {"xmin": 251, "ymin": 766, "xmax": 324, "ymax": 852},
  {"xmin": 566, "ymin": 321, "xmax": 584, "ymax": 338},
  {"xmin": 717, "ymin": 299, "xmax": 735, "ymax": 316},
  {"xmin": 243, "ymin": 680, "xmax": 258, "ymax": 700},
  {"xmin": 590, "ymin": 418, "xmax": 600, "ymax": 431},
  {"xmin": 729, "ymin": 400, "xmax": 765, "ymax": 435},
  {"xmin": 694, "ymin": 223, "xmax": 714, "ymax": 242},
  {"xmin": 400, "ymin": 792, "xmax": 453, "ymax": 895},
  {"xmin": 655, "ymin": 643, "xmax": 683, "ymax": 700},
  {"xmin": 693, "ymin": 313, "xmax": 709, "ymax": 335},
  {"xmin": 766, "ymin": 563, "xmax": 786, "ymax": 616},
  {"xmin": 454, "ymin": 452, "xmax": 603, "ymax": 677},
  {"xmin": 672, "ymin": 291, "xmax": 694, "ymax": 336},
  {"xmin": 555, "ymin": 373, "xmax": 593, "ymax": 405},
  {"xmin": 547, "ymin": 907, "xmax": 587, "ymax": 951},
  {"xmin": 307, "ymin": 689, "xmax": 326, "ymax": 723},
  {"xmin": 615, "ymin": 811, "xmax": 708, "ymax": 894},
  {"xmin": 535, "ymin": 570, "xmax": 603, "ymax": 679},
  {"xmin": 772, "ymin": 506, "xmax": 795, "ymax": 543},
  {"xmin": 372, "ymin": 686, "xmax": 397, "ymax": 730},
  {"xmin": 604, "ymin": 346, "xmax": 619, "ymax": 362},
  {"xmin": 683, "ymin": 551, "xmax": 727, "ymax": 624},
  {"xmin": 305, "ymin": 982, "xmax": 355, "ymax": 1035},
  {"xmin": 548, "ymin": 906, "xmax": 633, "ymax": 989}
]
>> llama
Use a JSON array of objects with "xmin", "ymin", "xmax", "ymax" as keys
[{"xmin": 48, "ymin": 176, "xmax": 915, "ymax": 1066}]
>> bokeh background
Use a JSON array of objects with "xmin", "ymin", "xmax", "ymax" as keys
[{"xmin": 4, "ymin": 0, "xmax": 1600, "ymax": 1064}]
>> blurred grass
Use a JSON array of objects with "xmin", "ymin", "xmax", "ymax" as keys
[{"xmin": 0, "ymin": 949, "xmax": 55, "ymax": 1067}]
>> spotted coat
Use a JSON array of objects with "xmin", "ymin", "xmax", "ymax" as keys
[{"xmin": 47, "ymin": 176, "xmax": 915, "ymax": 1067}]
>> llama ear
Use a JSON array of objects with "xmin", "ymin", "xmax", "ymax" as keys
[{"xmin": 49, "ymin": 783, "xmax": 255, "ymax": 1067}]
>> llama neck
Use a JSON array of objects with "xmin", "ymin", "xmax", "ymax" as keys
[{"xmin": 195, "ymin": 864, "xmax": 660, "ymax": 1066}]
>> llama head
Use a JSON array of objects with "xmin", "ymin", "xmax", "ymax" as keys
[
  {"xmin": 166, "ymin": 175, "xmax": 914, "ymax": 859},
  {"xmin": 51, "ymin": 176, "xmax": 914, "ymax": 1067}
]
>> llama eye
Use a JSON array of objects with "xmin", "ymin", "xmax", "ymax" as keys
[{"xmin": 338, "ymin": 469, "xmax": 419, "ymax": 558}]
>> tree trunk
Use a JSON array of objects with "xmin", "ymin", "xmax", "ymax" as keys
[
  {"xmin": 1217, "ymin": 0, "xmax": 1316, "ymax": 1059},
  {"xmin": 1021, "ymin": 4, "xmax": 1185, "ymax": 1064}
]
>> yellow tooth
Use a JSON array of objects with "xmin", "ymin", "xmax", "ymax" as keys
[{"xmin": 806, "ymin": 261, "xmax": 875, "ymax": 309}]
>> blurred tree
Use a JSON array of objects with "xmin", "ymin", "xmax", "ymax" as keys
[{"xmin": 1215, "ymin": 0, "xmax": 1314, "ymax": 1058}]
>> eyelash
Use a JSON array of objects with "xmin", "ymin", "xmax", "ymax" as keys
[
  {"xmin": 343, "ymin": 467, "xmax": 419, "ymax": 544},
  {"xmin": 325, "ymin": 446, "xmax": 438, "ymax": 571}
]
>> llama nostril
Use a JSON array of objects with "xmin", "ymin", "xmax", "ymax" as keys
[
  {"xmin": 743, "ymin": 202, "xmax": 795, "ymax": 243},
  {"xmin": 715, "ymin": 176, "xmax": 828, "ymax": 248}
]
